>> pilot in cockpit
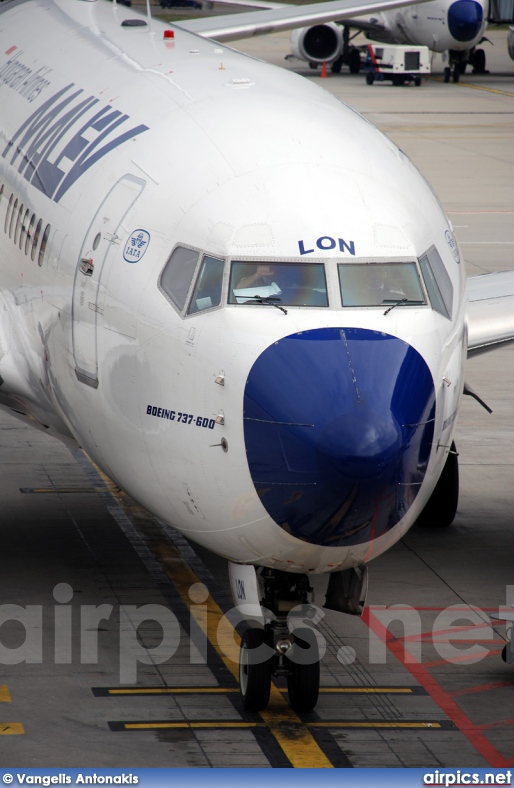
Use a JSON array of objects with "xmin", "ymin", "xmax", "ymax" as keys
[
  {"xmin": 236, "ymin": 264, "xmax": 277, "ymax": 289},
  {"xmin": 229, "ymin": 260, "xmax": 329, "ymax": 307},
  {"xmin": 365, "ymin": 266, "xmax": 406, "ymax": 305}
]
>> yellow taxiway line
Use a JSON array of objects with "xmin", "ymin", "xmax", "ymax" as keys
[{"xmin": 0, "ymin": 723, "xmax": 25, "ymax": 734}]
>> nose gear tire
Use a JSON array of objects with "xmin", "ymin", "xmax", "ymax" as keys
[
  {"xmin": 239, "ymin": 627, "xmax": 272, "ymax": 712},
  {"xmin": 287, "ymin": 627, "xmax": 320, "ymax": 713}
]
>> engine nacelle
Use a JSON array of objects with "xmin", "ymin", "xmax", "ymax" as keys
[
  {"xmin": 290, "ymin": 23, "xmax": 343, "ymax": 64},
  {"xmin": 508, "ymin": 26, "xmax": 514, "ymax": 61}
]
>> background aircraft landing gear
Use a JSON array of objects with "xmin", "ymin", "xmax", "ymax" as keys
[
  {"xmin": 331, "ymin": 56, "xmax": 343, "ymax": 73},
  {"xmin": 445, "ymin": 51, "xmax": 469, "ymax": 83},
  {"xmin": 444, "ymin": 64, "xmax": 461, "ymax": 83},
  {"xmin": 348, "ymin": 47, "xmax": 362, "ymax": 73},
  {"xmin": 331, "ymin": 26, "xmax": 362, "ymax": 74},
  {"xmin": 416, "ymin": 441, "xmax": 459, "ymax": 527},
  {"xmin": 470, "ymin": 47, "xmax": 486, "ymax": 73},
  {"xmin": 331, "ymin": 47, "xmax": 361, "ymax": 74}
]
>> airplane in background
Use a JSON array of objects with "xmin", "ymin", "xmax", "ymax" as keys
[
  {"xmin": 198, "ymin": 0, "xmax": 496, "ymax": 83},
  {"xmin": 1, "ymin": 0, "xmax": 513, "ymax": 715},
  {"xmin": 289, "ymin": 0, "xmax": 491, "ymax": 83}
]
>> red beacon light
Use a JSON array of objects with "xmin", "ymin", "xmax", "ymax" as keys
[{"xmin": 164, "ymin": 29, "xmax": 175, "ymax": 39}]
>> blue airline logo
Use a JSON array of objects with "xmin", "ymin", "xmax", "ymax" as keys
[
  {"xmin": 298, "ymin": 236, "xmax": 356, "ymax": 255},
  {"xmin": 2, "ymin": 84, "xmax": 149, "ymax": 203}
]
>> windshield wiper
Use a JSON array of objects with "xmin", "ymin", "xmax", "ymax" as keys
[
  {"xmin": 383, "ymin": 298, "xmax": 424, "ymax": 315},
  {"xmin": 249, "ymin": 295, "xmax": 288, "ymax": 315}
]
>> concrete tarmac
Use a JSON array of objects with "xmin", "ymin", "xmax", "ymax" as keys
[{"xmin": 0, "ymin": 26, "xmax": 513, "ymax": 769}]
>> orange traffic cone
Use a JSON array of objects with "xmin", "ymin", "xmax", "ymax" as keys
[{"xmin": 321, "ymin": 61, "xmax": 328, "ymax": 78}]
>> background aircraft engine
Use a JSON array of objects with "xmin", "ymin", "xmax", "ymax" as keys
[{"xmin": 290, "ymin": 23, "xmax": 343, "ymax": 64}]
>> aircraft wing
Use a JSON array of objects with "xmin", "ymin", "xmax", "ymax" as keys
[
  {"xmin": 176, "ymin": 0, "xmax": 426, "ymax": 42},
  {"xmin": 467, "ymin": 271, "xmax": 514, "ymax": 356}
]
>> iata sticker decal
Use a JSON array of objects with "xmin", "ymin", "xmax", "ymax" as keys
[
  {"xmin": 124, "ymin": 230, "xmax": 150, "ymax": 263},
  {"xmin": 445, "ymin": 229, "xmax": 460, "ymax": 264}
]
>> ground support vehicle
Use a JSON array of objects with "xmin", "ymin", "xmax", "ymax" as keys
[{"xmin": 364, "ymin": 43, "xmax": 431, "ymax": 85}]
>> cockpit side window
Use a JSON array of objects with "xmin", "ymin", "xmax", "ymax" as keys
[
  {"xmin": 228, "ymin": 261, "xmax": 328, "ymax": 306},
  {"xmin": 187, "ymin": 255, "xmax": 224, "ymax": 314},
  {"xmin": 159, "ymin": 246, "xmax": 199, "ymax": 311},
  {"xmin": 338, "ymin": 262, "xmax": 426, "ymax": 307},
  {"xmin": 419, "ymin": 246, "xmax": 453, "ymax": 319}
]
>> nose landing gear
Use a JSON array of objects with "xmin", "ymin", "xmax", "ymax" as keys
[
  {"xmin": 231, "ymin": 563, "xmax": 368, "ymax": 714},
  {"xmin": 237, "ymin": 569, "xmax": 321, "ymax": 714}
]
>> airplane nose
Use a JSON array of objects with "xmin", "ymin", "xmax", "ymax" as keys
[
  {"xmin": 243, "ymin": 328, "xmax": 435, "ymax": 547},
  {"xmin": 448, "ymin": 0, "xmax": 484, "ymax": 42}
]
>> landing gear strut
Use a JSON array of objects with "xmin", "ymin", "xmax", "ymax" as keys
[{"xmin": 331, "ymin": 27, "xmax": 362, "ymax": 74}]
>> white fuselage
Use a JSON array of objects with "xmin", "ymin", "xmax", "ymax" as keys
[{"xmin": 0, "ymin": 0, "xmax": 466, "ymax": 575}]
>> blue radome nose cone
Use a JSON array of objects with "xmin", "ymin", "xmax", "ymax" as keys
[
  {"xmin": 316, "ymin": 410, "xmax": 402, "ymax": 481},
  {"xmin": 448, "ymin": 0, "xmax": 483, "ymax": 41},
  {"xmin": 243, "ymin": 328, "xmax": 435, "ymax": 548}
]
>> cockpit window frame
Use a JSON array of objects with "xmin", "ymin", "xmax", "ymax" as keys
[
  {"xmin": 228, "ymin": 258, "xmax": 329, "ymax": 308},
  {"xmin": 159, "ymin": 244, "xmax": 228, "ymax": 320},
  {"xmin": 418, "ymin": 245, "xmax": 453, "ymax": 320},
  {"xmin": 187, "ymin": 254, "xmax": 225, "ymax": 316},
  {"xmin": 336, "ymin": 257, "xmax": 430, "ymax": 310},
  {"xmin": 158, "ymin": 244, "xmax": 201, "ymax": 316},
  {"xmin": 158, "ymin": 250, "xmax": 450, "ymax": 319}
]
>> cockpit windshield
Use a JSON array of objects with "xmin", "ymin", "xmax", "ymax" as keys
[
  {"xmin": 338, "ymin": 262, "xmax": 426, "ymax": 307},
  {"xmin": 228, "ymin": 262, "xmax": 328, "ymax": 307}
]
